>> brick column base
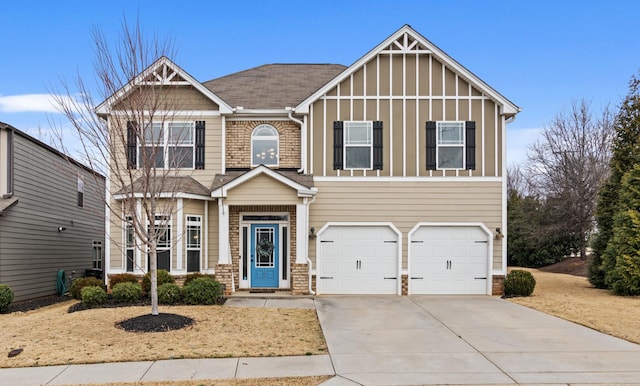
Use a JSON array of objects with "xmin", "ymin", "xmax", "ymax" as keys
[
  {"xmin": 401, "ymin": 274, "xmax": 408, "ymax": 295},
  {"xmin": 492, "ymin": 275, "xmax": 505, "ymax": 296},
  {"xmin": 291, "ymin": 263, "xmax": 309, "ymax": 295},
  {"xmin": 215, "ymin": 264, "xmax": 234, "ymax": 296}
]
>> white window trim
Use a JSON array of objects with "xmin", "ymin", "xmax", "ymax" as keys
[
  {"xmin": 140, "ymin": 121, "xmax": 196, "ymax": 169},
  {"xmin": 186, "ymin": 215, "xmax": 202, "ymax": 272},
  {"xmin": 344, "ymin": 120, "xmax": 373, "ymax": 170},
  {"xmin": 436, "ymin": 121, "xmax": 465, "ymax": 170},
  {"xmin": 251, "ymin": 124, "xmax": 279, "ymax": 167}
]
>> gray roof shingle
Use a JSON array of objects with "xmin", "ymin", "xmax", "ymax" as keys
[{"xmin": 202, "ymin": 64, "xmax": 346, "ymax": 110}]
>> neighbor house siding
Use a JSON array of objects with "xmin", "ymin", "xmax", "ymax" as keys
[
  {"xmin": 0, "ymin": 133, "xmax": 105, "ymax": 302},
  {"xmin": 308, "ymin": 180, "xmax": 503, "ymax": 270}
]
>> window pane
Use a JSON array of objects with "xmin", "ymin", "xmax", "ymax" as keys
[
  {"xmin": 169, "ymin": 146, "xmax": 193, "ymax": 168},
  {"xmin": 438, "ymin": 122, "xmax": 463, "ymax": 144},
  {"xmin": 144, "ymin": 123, "xmax": 163, "ymax": 145},
  {"xmin": 438, "ymin": 147, "xmax": 464, "ymax": 169},
  {"xmin": 253, "ymin": 125, "xmax": 278, "ymax": 137},
  {"xmin": 253, "ymin": 139, "xmax": 278, "ymax": 165},
  {"xmin": 141, "ymin": 146, "xmax": 164, "ymax": 168},
  {"xmin": 169, "ymin": 122, "xmax": 194, "ymax": 145},
  {"xmin": 187, "ymin": 226, "xmax": 200, "ymax": 248},
  {"xmin": 345, "ymin": 147, "xmax": 371, "ymax": 169},
  {"xmin": 345, "ymin": 122, "xmax": 371, "ymax": 144}
]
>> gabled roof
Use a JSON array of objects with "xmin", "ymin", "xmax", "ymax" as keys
[
  {"xmin": 95, "ymin": 56, "xmax": 233, "ymax": 116},
  {"xmin": 295, "ymin": 24, "xmax": 520, "ymax": 117},
  {"xmin": 202, "ymin": 64, "xmax": 346, "ymax": 110},
  {"xmin": 211, "ymin": 166, "xmax": 316, "ymax": 198}
]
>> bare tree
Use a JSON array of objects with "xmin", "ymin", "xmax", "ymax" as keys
[
  {"xmin": 526, "ymin": 100, "xmax": 614, "ymax": 259},
  {"xmin": 52, "ymin": 19, "xmax": 187, "ymax": 316}
]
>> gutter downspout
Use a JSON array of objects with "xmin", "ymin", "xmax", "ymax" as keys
[
  {"xmin": 287, "ymin": 108, "xmax": 306, "ymax": 174},
  {"xmin": 305, "ymin": 195, "xmax": 317, "ymax": 295}
]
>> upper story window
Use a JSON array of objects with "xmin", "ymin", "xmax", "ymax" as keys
[
  {"xmin": 426, "ymin": 121, "xmax": 476, "ymax": 170},
  {"xmin": 251, "ymin": 124, "xmax": 279, "ymax": 166},
  {"xmin": 127, "ymin": 120, "xmax": 205, "ymax": 170},
  {"xmin": 333, "ymin": 121, "xmax": 383, "ymax": 170},
  {"xmin": 0, "ymin": 128, "xmax": 14, "ymax": 197}
]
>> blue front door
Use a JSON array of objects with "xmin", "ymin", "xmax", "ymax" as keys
[{"xmin": 251, "ymin": 224, "xmax": 279, "ymax": 287}]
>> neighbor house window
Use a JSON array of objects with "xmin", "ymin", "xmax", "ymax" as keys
[
  {"xmin": 186, "ymin": 215, "xmax": 201, "ymax": 272},
  {"xmin": 426, "ymin": 121, "xmax": 476, "ymax": 170},
  {"xmin": 1, "ymin": 128, "xmax": 14, "ymax": 197},
  {"xmin": 92, "ymin": 240, "xmax": 103, "ymax": 270},
  {"xmin": 333, "ymin": 121, "xmax": 383, "ymax": 170},
  {"xmin": 77, "ymin": 175, "xmax": 84, "ymax": 207},
  {"xmin": 251, "ymin": 124, "xmax": 279, "ymax": 166},
  {"xmin": 140, "ymin": 121, "xmax": 195, "ymax": 169}
]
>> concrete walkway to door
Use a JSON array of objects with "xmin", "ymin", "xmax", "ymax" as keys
[{"xmin": 315, "ymin": 295, "xmax": 640, "ymax": 385}]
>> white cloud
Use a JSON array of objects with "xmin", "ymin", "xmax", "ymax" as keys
[
  {"xmin": 0, "ymin": 94, "xmax": 65, "ymax": 113},
  {"xmin": 506, "ymin": 127, "xmax": 543, "ymax": 166}
]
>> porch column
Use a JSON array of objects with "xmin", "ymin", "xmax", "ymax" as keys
[
  {"xmin": 218, "ymin": 199, "xmax": 230, "ymax": 264},
  {"xmin": 176, "ymin": 198, "xmax": 183, "ymax": 271},
  {"xmin": 296, "ymin": 202, "xmax": 308, "ymax": 264}
]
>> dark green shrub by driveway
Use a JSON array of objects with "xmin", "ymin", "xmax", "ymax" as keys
[
  {"xmin": 158, "ymin": 283, "xmax": 183, "ymax": 305},
  {"xmin": 0, "ymin": 284, "xmax": 14, "ymax": 313},
  {"xmin": 109, "ymin": 273, "xmax": 139, "ymax": 289},
  {"xmin": 70, "ymin": 277, "xmax": 106, "ymax": 300},
  {"xmin": 112, "ymin": 282, "xmax": 143, "ymax": 303},
  {"xmin": 81, "ymin": 286, "xmax": 108, "ymax": 308},
  {"xmin": 504, "ymin": 269, "xmax": 536, "ymax": 297},
  {"xmin": 182, "ymin": 277, "xmax": 223, "ymax": 305}
]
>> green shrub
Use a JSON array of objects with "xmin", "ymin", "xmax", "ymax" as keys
[
  {"xmin": 182, "ymin": 277, "xmax": 223, "ymax": 305},
  {"xmin": 0, "ymin": 284, "xmax": 14, "ymax": 313},
  {"xmin": 112, "ymin": 282, "xmax": 143, "ymax": 303},
  {"xmin": 183, "ymin": 272, "xmax": 216, "ymax": 286},
  {"xmin": 81, "ymin": 286, "xmax": 107, "ymax": 308},
  {"xmin": 141, "ymin": 269, "xmax": 174, "ymax": 294},
  {"xmin": 109, "ymin": 273, "xmax": 139, "ymax": 289},
  {"xmin": 70, "ymin": 277, "xmax": 106, "ymax": 300},
  {"xmin": 504, "ymin": 270, "xmax": 536, "ymax": 297},
  {"xmin": 158, "ymin": 283, "xmax": 183, "ymax": 305}
]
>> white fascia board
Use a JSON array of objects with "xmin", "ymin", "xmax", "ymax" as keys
[
  {"xmin": 96, "ymin": 56, "xmax": 233, "ymax": 116},
  {"xmin": 211, "ymin": 166, "xmax": 316, "ymax": 198},
  {"xmin": 109, "ymin": 110, "xmax": 221, "ymax": 117},
  {"xmin": 294, "ymin": 25, "xmax": 520, "ymax": 117},
  {"xmin": 313, "ymin": 176, "xmax": 503, "ymax": 183},
  {"xmin": 113, "ymin": 192, "xmax": 212, "ymax": 200}
]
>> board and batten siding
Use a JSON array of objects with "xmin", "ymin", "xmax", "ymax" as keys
[
  {"xmin": 308, "ymin": 49, "xmax": 502, "ymax": 178},
  {"xmin": 308, "ymin": 180, "xmax": 503, "ymax": 271},
  {"xmin": 0, "ymin": 133, "xmax": 105, "ymax": 302}
]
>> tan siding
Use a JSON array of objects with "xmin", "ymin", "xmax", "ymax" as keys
[
  {"xmin": 418, "ymin": 55, "xmax": 430, "ymax": 95},
  {"xmin": 391, "ymin": 55, "xmax": 403, "ymax": 96},
  {"xmin": 352, "ymin": 67, "xmax": 364, "ymax": 96},
  {"xmin": 406, "ymin": 100, "xmax": 417, "ymax": 176},
  {"xmin": 114, "ymin": 86, "xmax": 219, "ymax": 111},
  {"xmin": 445, "ymin": 99, "xmax": 456, "ymax": 120},
  {"xmin": 379, "ymin": 100, "xmax": 391, "ymax": 177},
  {"xmin": 365, "ymin": 60, "xmax": 377, "ymax": 97},
  {"xmin": 445, "ymin": 67, "xmax": 457, "ymax": 97},
  {"xmin": 339, "ymin": 77, "xmax": 351, "ymax": 96},
  {"xmin": 406, "ymin": 55, "xmax": 417, "ymax": 96},
  {"xmin": 431, "ymin": 59, "xmax": 443, "ymax": 95},
  {"xmin": 458, "ymin": 76, "xmax": 470, "ymax": 96},
  {"xmin": 392, "ymin": 100, "xmax": 403, "ymax": 176},
  {"xmin": 484, "ymin": 99, "xmax": 497, "ymax": 177},
  {"xmin": 379, "ymin": 55, "xmax": 390, "ymax": 95},
  {"xmin": 324, "ymin": 100, "xmax": 337, "ymax": 176},
  {"xmin": 309, "ymin": 180, "xmax": 503, "ymax": 269},
  {"xmin": 224, "ymin": 174, "xmax": 300, "ymax": 205},
  {"xmin": 353, "ymin": 100, "xmax": 364, "ymax": 121},
  {"xmin": 207, "ymin": 201, "xmax": 219, "ymax": 270},
  {"xmin": 339, "ymin": 100, "xmax": 350, "ymax": 121},
  {"xmin": 432, "ymin": 99, "xmax": 443, "ymax": 121}
]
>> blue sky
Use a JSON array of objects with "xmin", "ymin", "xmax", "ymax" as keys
[{"xmin": 1, "ymin": 0, "xmax": 639, "ymax": 165}]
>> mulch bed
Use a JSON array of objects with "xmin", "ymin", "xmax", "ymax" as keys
[
  {"xmin": 115, "ymin": 313, "xmax": 195, "ymax": 332},
  {"xmin": 7, "ymin": 295, "xmax": 74, "ymax": 313}
]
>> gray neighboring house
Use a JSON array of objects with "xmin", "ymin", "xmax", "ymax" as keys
[{"xmin": 0, "ymin": 122, "xmax": 105, "ymax": 302}]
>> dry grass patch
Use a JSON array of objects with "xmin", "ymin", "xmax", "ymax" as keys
[
  {"xmin": 74, "ymin": 376, "xmax": 333, "ymax": 386},
  {"xmin": 508, "ymin": 267, "xmax": 640, "ymax": 344},
  {"xmin": 0, "ymin": 302, "xmax": 326, "ymax": 368}
]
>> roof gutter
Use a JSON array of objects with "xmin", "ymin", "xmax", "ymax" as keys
[{"xmin": 286, "ymin": 107, "xmax": 307, "ymax": 174}]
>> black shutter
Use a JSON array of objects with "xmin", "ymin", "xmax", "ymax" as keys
[
  {"xmin": 373, "ymin": 121, "xmax": 383, "ymax": 170},
  {"xmin": 195, "ymin": 120, "xmax": 205, "ymax": 169},
  {"xmin": 426, "ymin": 121, "xmax": 436, "ymax": 170},
  {"xmin": 127, "ymin": 121, "xmax": 137, "ymax": 169},
  {"xmin": 333, "ymin": 121, "xmax": 344, "ymax": 170},
  {"xmin": 465, "ymin": 121, "xmax": 476, "ymax": 170}
]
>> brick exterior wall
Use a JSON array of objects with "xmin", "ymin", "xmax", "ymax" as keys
[
  {"xmin": 492, "ymin": 275, "xmax": 505, "ymax": 296},
  {"xmin": 226, "ymin": 120, "xmax": 301, "ymax": 168},
  {"xmin": 214, "ymin": 264, "xmax": 234, "ymax": 296},
  {"xmin": 291, "ymin": 263, "xmax": 310, "ymax": 295},
  {"xmin": 401, "ymin": 274, "xmax": 408, "ymax": 296},
  {"xmin": 229, "ymin": 205, "xmax": 299, "ymax": 292}
]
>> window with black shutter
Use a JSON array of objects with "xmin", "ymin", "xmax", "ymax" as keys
[
  {"xmin": 372, "ymin": 121, "xmax": 383, "ymax": 170},
  {"xmin": 127, "ymin": 121, "xmax": 138, "ymax": 169},
  {"xmin": 195, "ymin": 120, "xmax": 205, "ymax": 169},
  {"xmin": 426, "ymin": 120, "xmax": 476, "ymax": 170},
  {"xmin": 333, "ymin": 121, "xmax": 344, "ymax": 170},
  {"xmin": 465, "ymin": 121, "xmax": 476, "ymax": 170}
]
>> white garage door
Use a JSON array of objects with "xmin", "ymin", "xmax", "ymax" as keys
[
  {"xmin": 317, "ymin": 225, "xmax": 399, "ymax": 294},
  {"xmin": 410, "ymin": 226, "xmax": 489, "ymax": 295}
]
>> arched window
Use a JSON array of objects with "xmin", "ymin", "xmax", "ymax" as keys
[{"xmin": 251, "ymin": 124, "xmax": 279, "ymax": 166}]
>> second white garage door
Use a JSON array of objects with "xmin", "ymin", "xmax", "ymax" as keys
[
  {"xmin": 317, "ymin": 225, "xmax": 399, "ymax": 294},
  {"xmin": 410, "ymin": 225, "xmax": 490, "ymax": 295}
]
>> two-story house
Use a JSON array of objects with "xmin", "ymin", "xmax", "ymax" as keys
[
  {"xmin": 99, "ymin": 25, "xmax": 519, "ymax": 296},
  {"xmin": 0, "ymin": 122, "xmax": 105, "ymax": 302}
]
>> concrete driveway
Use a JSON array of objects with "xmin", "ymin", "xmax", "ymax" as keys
[{"xmin": 315, "ymin": 295, "xmax": 640, "ymax": 385}]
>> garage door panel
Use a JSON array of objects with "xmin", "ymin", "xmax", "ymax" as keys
[
  {"xmin": 318, "ymin": 225, "xmax": 398, "ymax": 295},
  {"xmin": 410, "ymin": 226, "xmax": 489, "ymax": 295}
]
